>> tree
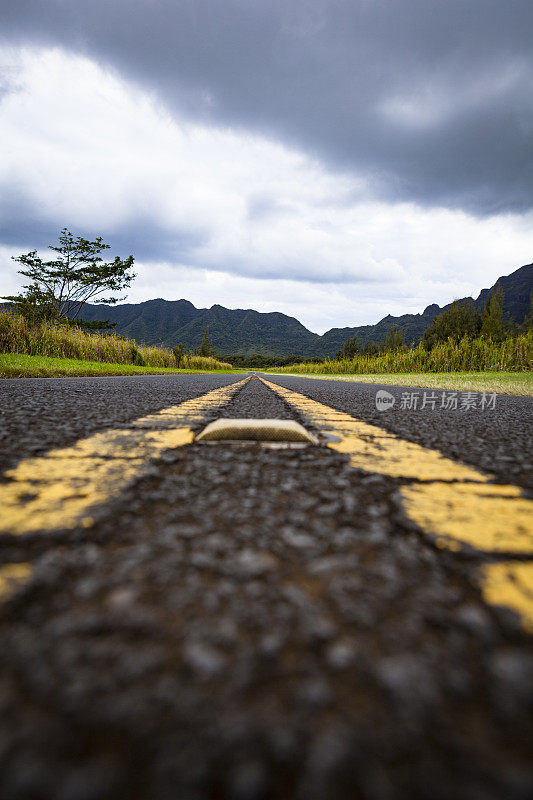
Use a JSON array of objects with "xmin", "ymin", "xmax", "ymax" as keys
[
  {"xmin": 522, "ymin": 292, "xmax": 533, "ymax": 332},
  {"xmin": 3, "ymin": 285, "xmax": 58, "ymax": 326},
  {"xmin": 423, "ymin": 299, "xmax": 482, "ymax": 349},
  {"xmin": 2, "ymin": 228, "xmax": 135, "ymax": 324},
  {"xmin": 363, "ymin": 340, "xmax": 380, "ymax": 356},
  {"xmin": 383, "ymin": 324, "xmax": 405, "ymax": 352},
  {"xmin": 197, "ymin": 326, "xmax": 215, "ymax": 357},
  {"xmin": 172, "ymin": 343, "xmax": 185, "ymax": 366},
  {"xmin": 336, "ymin": 335, "xmax": 359, "ymax": 360},
  {"xmin": 480, "ymin": 283, "xmax": 505, "ymax": 341}
]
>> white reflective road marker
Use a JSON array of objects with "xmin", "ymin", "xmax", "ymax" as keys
[{"xmin": 196, "ymin": 418, "xmax": 318, "ymax": 443}]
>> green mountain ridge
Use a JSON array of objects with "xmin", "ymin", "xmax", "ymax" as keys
[{"xmin": 73, "ymin": 261, "xmax": 532, "ymax": 356}]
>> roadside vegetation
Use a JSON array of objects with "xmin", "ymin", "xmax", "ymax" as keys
[
  {"xmin": 0, "ymin": 353, "xmax": 236, "ymax": 378},
  {"xmin": 269, "ymin": 286, "xmax": 533, "ymax": 384},
  {"xmin": 2, "ymin": 228, "xmax": 135, "ymax": 330},
  {"xmin": 0, "ymin": 311, "xmax": 232, "ymax": 374},
  {"xmin": 2, "ymin": 230, "xmax": 531, "ymax": 384},
  {"xmin": 222, "ymin": 353, "xmax": 318, "ymax": 369},
  {"xmin": 0, "ymin": 230, "xmax": 233, "ymax": 376},
  {"xmin": 271, "ymin": 332, "xmax": 532, "ymax": 375}
]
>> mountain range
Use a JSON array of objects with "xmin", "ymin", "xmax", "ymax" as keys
[{"xmin": 78, "ymin": 262, "xmax": 532, "ymax": 357}]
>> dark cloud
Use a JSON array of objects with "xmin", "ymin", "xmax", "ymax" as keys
[
  {"xmin": 97, "ymin": 223, "xmax": 207, "ymax": 265},
  {"xmin": 0, "ymin": 187, "xmax": 64, "ymax": 252},
  {"xmin": 0, "ymin": 185, "xmax": 207, "ymax": 263},
  {"xmin": 1, "ymin": 0, "xmax": 533, "ymax": 215}
]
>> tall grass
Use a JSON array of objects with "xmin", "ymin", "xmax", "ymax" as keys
[
  {"xmin": 0, "ymin": 311, "xmax": 232, "ymax": 370},
  {"xmin": 272, "ymin": 333, "xmax": 533, "ymax": 375}
]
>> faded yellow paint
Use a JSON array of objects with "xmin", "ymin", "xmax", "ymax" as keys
[
  {"xmin": 2, "ymin": 454, "xmax": 161, "ymax": 534},
  {"xmin": 0, "ymin": 563, "xmax": 31, "ymax": 601},
  {"xmin": 30, "ymin": 427, "xmax": 195, "ymax": 461},
  {"xmin": 0, "ymin": 378, "xmax": 248, "ymax": 536},
  {"xmin": 260, "ymin": 377, "xmax": 533, "ymax": 630},
  {"xmin": 480, "ymin": 562, "xmax": 533, "ymax": 632},
  {"xmin": 329, "ymin": 434, "xmax": 486, "ymax": 482},
  {"xmin": 259, "ymin": 378, "xmax": 489, "ymax": 483},
  {"xmin": 401, "ymin": 482, "xmax": 533, "ymax": 554}
]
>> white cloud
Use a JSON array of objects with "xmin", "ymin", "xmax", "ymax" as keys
[{"xmin": 1, "ymin": 46, "xmax": 532, "ymax": 331}]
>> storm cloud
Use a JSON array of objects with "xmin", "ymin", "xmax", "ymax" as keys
[
  {"xmin": 2, "ymin": 0, "xmax": 533, "ymax": 214},
  {"xmin": 1, "ymin": 2, "xmax": 532, "ymax": 330}
]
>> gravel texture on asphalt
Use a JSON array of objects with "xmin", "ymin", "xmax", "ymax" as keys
[
  {"xmin": 0, "ymin": 376, "xmax": 532, "ymax": 799},
  {"xmin": 263, "ymin": 375, "xmax": 533, "ymax": 492},
  {"xmin": 221, "ymin": 378, "xmax": 297, "ymax": 420},
  {"xmin": 0, "ymin": 374, "xmax": 244, "ymax": 473}
]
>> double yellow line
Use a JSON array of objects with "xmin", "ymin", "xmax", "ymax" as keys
[
  {"xmin": 1, "ymin": 373, "xmax": 531, "ymax": 631},
  {"xmin": 260, "ymin": 377, "xmax": 533, "ymax": 631},
  {"xmin": 0, "ymin": 378, "xmax": 248, "ymax": 537},
  {"xmin": 0, "ymin": 376, "xmax": 249, "ymax": 601}
]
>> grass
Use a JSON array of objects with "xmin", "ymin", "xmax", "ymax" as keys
[
  {"xmin": 0, "ymin": 353, "xmax": 241, "ymax": 378},
  {"xmin": 270, "ymin": 332, "xmax": 532, "ymax": 376},
  {"xmin": 268, "ymin": 371, "xmax": 533, "ymax": 396},
  {"xmin": 0, "ymin": 310, "xmax": 233, "ymax": 371}
]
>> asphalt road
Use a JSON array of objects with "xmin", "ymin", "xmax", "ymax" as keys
[
  {"xmin": 264, "ymin": 375, "xmax": 533, "ymax": 492},
  {"xmin": 0, "ymin": 374, "xmax": 242, "ymax": 474},
  {"xmin": 0, "ymin": 373, "xmax": 532, "ymax": 800}
]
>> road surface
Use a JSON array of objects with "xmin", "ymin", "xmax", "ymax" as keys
[{"xmin": 0, "ymin": 373, "xmax": 531, "ymax": 800}]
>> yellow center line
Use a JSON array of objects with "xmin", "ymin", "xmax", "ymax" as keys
[
  {"xmin": 0, "ymin": 563, "xmax": 32, "ymax": 601},
  {"xmin": 480, "ymin": 562, "xmax": 533, "ymax": 634},
  {"xmin": 0, "ymin": 377, "xmax": 249, "ymax": 536},
  {"xmin": 260, "ymin": 376, "xmax": 533, "ymax": 631}
]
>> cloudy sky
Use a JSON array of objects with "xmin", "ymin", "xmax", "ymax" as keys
[{"xmin": 1, "ymin": 1, "xmax": 532, "ymax": 333}]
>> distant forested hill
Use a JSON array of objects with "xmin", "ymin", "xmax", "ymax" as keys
[
  {"xmin": 78, "ymin": 299, "xmax": 320, "ymax": 356},
  {"xmin": 76, "ymin": 262, "xmax": 532, "ymax": 357},
  {"xmin": 318, "ymin": 262, "xmax": 532, "ymax": 354}
]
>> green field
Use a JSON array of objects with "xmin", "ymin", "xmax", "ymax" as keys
[
  {"xmin": 0, "ymin": 353, "xmax": 242, "ymax": 378},
  {"xmin": 270, "ymin": 371, "xmax": 533, "ymax": 396}
]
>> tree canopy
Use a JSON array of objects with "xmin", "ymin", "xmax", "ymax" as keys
[
  {"xmin": 197, "ymin": 326, "xmax": 216, "ymax": 357},
  {"xmin": 383, "ymin": 324, "xmax": 405, "ymax": 352},
  {"xmin": 523, "ymin": 292, "xmax": 533, "ymax": 331},
  {"xmin": 480, "ymin": 283, "xmax": 505, "ymax": 341},
  {"xmin": 336, "ymin": 335, "xmax": 359, "ymax": 360},
  {"xmin": 422, "ymin": 299, "xmax": 482, "ymax": 349},
  {"xmin": 172, "ymin": 343, "xmax": 185, "ymax": 366},
  {"xmin": 3, "ymin": 229, "xmax": 135, "ymax": 324}
]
